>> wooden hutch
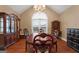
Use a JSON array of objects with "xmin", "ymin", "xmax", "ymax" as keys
[
  {"xmin": 51, "ymin": 20, "xmax": 61, "ymax": 39},
  {"xmin": 0, "ymin": 12, "xmax": 20, "ymax": 50}
]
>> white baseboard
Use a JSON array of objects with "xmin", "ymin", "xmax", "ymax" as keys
[{"xmin": 60, "ymin": 37, "xmax": 67, "ymax": 42}]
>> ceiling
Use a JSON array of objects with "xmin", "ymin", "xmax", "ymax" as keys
[
  {"xmin": 48, "ymin": 5, "xmax": 72, "ymax": 14},
  {"xmin": 8, "ymin": 5, "xmax": 32, "ymax": 14},
  {"xmin": 8, "ymin": 5, "xmax": 72, "ymax": 14}
]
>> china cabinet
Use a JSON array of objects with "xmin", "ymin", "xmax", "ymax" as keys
[
  {"xmin": 0, "ymin": 12, "xmax": 20, "ymax": 50},
  {"xmin": 51, "ymin": 20, "xmax": 61, "ymax": 39}
]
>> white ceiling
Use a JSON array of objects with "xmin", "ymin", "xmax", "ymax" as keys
[
  {"xmin": 48, "ymin": 5, "xmax": 72, "ymax": 14},
  {"xmin": 8, "ymin": 5, "xmax": 72, "ymax": 14},
  {"xmin": 8, "ymin": 5, "xmax": 32, "ymax": 14}
]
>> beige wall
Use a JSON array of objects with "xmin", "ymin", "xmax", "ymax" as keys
[
  {"xmin": 60, "ymin": 6, "xmax": 79, "ymax": 41},
  {"xmin": 0, "ymin": 5, "xmax": 19, "ymax": 15},
  {"xmin": 20, "ymin": 6, "xmax": 60, "ymax": 35}
]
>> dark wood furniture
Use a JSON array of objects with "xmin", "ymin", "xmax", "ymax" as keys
[
  {"xmin": 67, "ymin": 28, "xmax": 79, "ymax": 52},
  {"xmin": 23, "ymin": 28, "xmax": 29, "ymax": 39},
  {"xmin": 51, "ymin": 20, "xmax": 61, "ymax": 39},
  {"xmin": 0, "ymin": 12, "xmax": 20, "ymax": 50},
  {"xmin": 26, "ymin": 33, "xmax": 57, "ymax": 53}
]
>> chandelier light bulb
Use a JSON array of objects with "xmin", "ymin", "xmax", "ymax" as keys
[{"xmin": 33, "ymin": 5, "xmax": 46, "ymax": 12}]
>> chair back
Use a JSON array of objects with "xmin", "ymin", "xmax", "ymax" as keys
[
  {"xmin": 33, "ymin": 33, "xmax": 54, "ymax": 53},
  {"xmin": 23, "ymin": 28, "xmax": 29, "ymax": 39}
]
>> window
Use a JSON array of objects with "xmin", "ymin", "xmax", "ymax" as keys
[
  {"xmin": 32, "ymin": 12, "xmax": 48, "ymax": 36},
  {"xmin": 0, "ymin": 17, "xmax": 3, "ymax": 32}
]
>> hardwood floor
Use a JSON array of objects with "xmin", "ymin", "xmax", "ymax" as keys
[
  {"xmin": 5, "ymin": 39, "xmax": 26, "ymax": 53},
  {"xmin": 57, "ymin": 39, "xmax": 75, "ymax": 53},
  {"xmin": 5, "ymin": 39, "xmax": 76, "ymax": 53}
]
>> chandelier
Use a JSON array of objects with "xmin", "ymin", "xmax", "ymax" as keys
[{"xmin": 33, "ymin": 5, "xmax": 46, "ymax": 12}]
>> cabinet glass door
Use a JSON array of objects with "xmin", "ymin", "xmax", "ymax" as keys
[
  {"xmin": 0, "ymin": 16, "xmax": 3, "ymax": 33},
  {"xmin": 11, "ymin": 15, "xmax": 15, "ymax": 33},
  {"xmin": 6, "ymin": 16, "xmax": 10, "ymax": 33}
]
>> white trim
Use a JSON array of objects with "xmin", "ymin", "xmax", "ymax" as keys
[{"xmin": 60, "ymin": 37, "xmax": 67, "ymax": 42}]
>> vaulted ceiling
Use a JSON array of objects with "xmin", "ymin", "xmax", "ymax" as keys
[
  {"xmin": 48, "ymin": 5, "xmax": 72, "ymax": 14},
  {"xmin": 8, "ymin": 5, "xmax": 72, "ymax": 14}
]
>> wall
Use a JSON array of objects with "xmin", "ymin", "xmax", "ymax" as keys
[
  {"xmin": 60, "ymin": 6, "xmax": 79, "ymax": 41},
  {"xmin": 20, "ymin": 6, "xmax": 60, "ymax": 35},
  {"xmin": 0, "ymin": 5, "xmax": 19, "ymax": 15}
]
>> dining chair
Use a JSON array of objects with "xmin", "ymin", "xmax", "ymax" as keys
[{"xmin": 33, "ymin": 33, "xmax": 57, "ymax": 53}]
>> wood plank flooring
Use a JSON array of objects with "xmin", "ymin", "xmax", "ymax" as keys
[{"xmin": 5, "ymin": 39, "xmax": 76, "ymax": 53}]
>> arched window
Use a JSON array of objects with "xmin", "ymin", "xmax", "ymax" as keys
[{"xmin": 32, "ymin": 12, "xmax": 48, "ymax": 36}]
